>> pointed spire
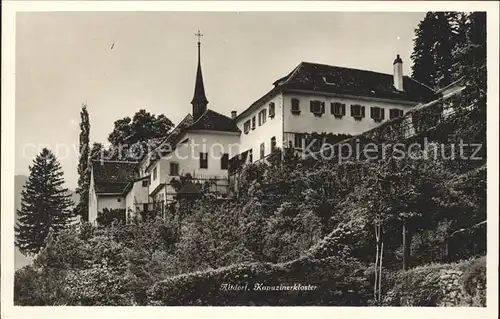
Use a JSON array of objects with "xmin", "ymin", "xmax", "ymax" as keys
[{"xmin": 191, "ymin": 30, "xmax": 208, "ymax": 120}]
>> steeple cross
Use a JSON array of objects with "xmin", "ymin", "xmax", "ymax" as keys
[{"xmin": 195, "ymin": 30, "xmax": 203, "ymax": 44}]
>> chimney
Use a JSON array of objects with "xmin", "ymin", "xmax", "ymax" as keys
[
  {"xmin": 231, "ymin": 110, "xmax": 237, "ymax": 119},
  {"xmin": 393, "ymin": 54, "xmax": 403, "ymax": 91}
]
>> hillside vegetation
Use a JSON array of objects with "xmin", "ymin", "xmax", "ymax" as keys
[
  {"xmin": 14, "ymin": 11, "xmax": 487, "ymax": 306},
  {"xmin": 14, "ymin": 101, "xmax": 486, "ymax": 306}
]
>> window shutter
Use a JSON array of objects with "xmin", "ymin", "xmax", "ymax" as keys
[
  {"xmin": 321, "ymin": 102, "xmax": 325, "ymax": 113},
  {"xmin": 310, "ymin": 101, "xmax": 314, "ymax": 112},
  {"xmin": 342, "ymin": 104, "xmax": 346, "ymax": 115},
  {"xmin": 361, "ymin": 106, "xmax": 365, "ymax": 117},
  {"xmin": 381, "ymin": 108, "xmax": 385, "ymax": 120},
  {"xmin": 350, "ymin": 105, "xmax": 354, "ymax": 116},
  {"xmin": 330, "ymin": 102, "xmax": 334, "ymax": 114},
  {"xmin": 370, "ymin": 107, "xmax": 374, "ymax": 119}
]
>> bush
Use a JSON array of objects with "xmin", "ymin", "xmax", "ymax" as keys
[
  {"xmin": 147, "ymin": 256, "xmax": 370, "ymax": 306},
  {"xmin": 460, "ymin": 256, "xmax": 486, "ymax": 305},
  {"xmin": 383, "ymin": 257, "xmax": 486, "ymax": 306}
]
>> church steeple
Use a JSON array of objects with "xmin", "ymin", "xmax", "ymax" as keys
[{"xmin": 191, "ymin": 30, "xmax": 208, "ymax": 121}]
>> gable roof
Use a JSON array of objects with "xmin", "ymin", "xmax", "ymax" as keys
[
  {"xmin": 140, "ymin": 114, "xmax": 193, "ymax": 168},
  {"xmin": 143, "ymin": 109, "xmax": 240, "ymax": 172},
  {"xmin": 187, "ymin": 109, "xmax": 240, "ymax": 133},
  {"xmin": 92, "ymin": 160, "xmax": 139, "ymax": 194},
  {"xmin": 274, "ymin": 62, "xmax": 436, "ymax": 103},
  {"xmin": 236, "ymin": 61, "xmax": 437, "ymax": 121}
]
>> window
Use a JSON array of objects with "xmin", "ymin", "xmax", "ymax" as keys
[
  {"xmin": 260, "ymin": 143, "xmax": 265, "ymax": 159},
  {"xmin": 153, "ymin": 166, "xmax": 157, "ymax": 181},
  {"xmin": 258, "ymin": 109, "xmax": 267, "ymax": 126},
  {"xmin": 221, "ymin": 153, "xmax": 229, "ymax": 170},
  {"xmin": 291, "ymin": 98, "xmax": 301, "ymax": 115},
  {"xmin": 169, "ymin": 162, "xmax": 179, "ymax": 176},
  {"xmin": 350, "ymin": 104, "xmax": 365, "ymax": 120},
  {"xmin": 331, "ymin": 102, "xmax": 346, "ymax": 118},
  {"xmin": 251, "ymin": 116, "xmax": 256, "ymax": 130},
  {"xmin": 142, "ymin": 180, "xmax": 148, "ymax": 187},
  {"xmin": 294, "ymin": 133, "xmax": 304, "ymax": 148},
  {"xmin": 248, "ymin": 149, "xmax": 253, "ymax": 163},
  {"xmin": 199, "ymin": 152, "xmax": 208, "ymax": 169},
  {"xmin": 370, "ymin": 107, "xmax": 385, "ymax": 122},
  {"xmin": 271, "ymin": 136, "xmax": 277, "ymax": 152},
  {"xmin": 269, "ymin": 102, "xmax": 276, "ymax": 118},
  {"xmin": 389, "ymin": 108, "xmax": 404, "ymax": 119},
  {"xmin": 243, "ymin": 120, "xmax": 251, "ymax": 134},
  {"xmin": 310, "ymin": 100, "xmax": 325, "ymax": 116}
]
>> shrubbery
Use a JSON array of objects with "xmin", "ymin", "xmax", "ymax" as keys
[
  {"xmin": 382, "ymin": 257, "xmax": 486, "ymax": 306},
  {"xmin": 147, "ymin": 256, "xmax": 370, "ymax": 306},
  {"xmin": 460, "ymin": 257, "xmax": 486, "ymax": 305}
]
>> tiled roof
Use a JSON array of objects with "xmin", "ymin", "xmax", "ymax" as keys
[
  {"xmin": 92, "ymin": 160, "xmax": 139, "ymax": 194},
  {"xmin": 274, "ymin": 62, "xmax": 436, "ymax": 103},
  {"xmin": 187, "ymin": 109, "xmax": 240, "ymax": 133},
  {"xmin": 145, "ymin": 114, "xmax": 194, "ymax": 168},
  {"xmin": 95, "ymin": 183, "xmax": 128, "ymax": 194}
]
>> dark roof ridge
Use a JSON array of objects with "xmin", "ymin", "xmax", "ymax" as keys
[
  {"xmin": 188, "ymin": 108, "xmax": 211, "ymax": 128},
  {"xmin": 187, "ymin": 108, "xmax": 240, "ymax": 133},
  {"xmin": 92, "ymin": 160, "xmax": 138, "ymax": 164},
  {"xmin": 299, "ymin": 61, "xmax": 396, "ymax": 77}
]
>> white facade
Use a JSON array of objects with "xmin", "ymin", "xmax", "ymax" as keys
[
  {"xmin": 97, "ymin": 196, "xmax": 126, "ymax": 212},
  {"xmin": 88, "ymin": 165, "xmax": 125, "ymax": 224},
  {"xmin": 233, "ymin": 90, "xmax": 416, "ymax": 162},
  {"xmin": 144, "ymin": 129, "xmax": 240, "ymax": 203},
  {"xmin": 236, "ymin": 93, "xmax": 284, "ymax": 162},
  {"xmin": 282, "ymin": 92, "xmax": 415, "ymax": 135},
  {"xmin": 124, "ymin": 178, "xmax": 150, "ymax": 219}
]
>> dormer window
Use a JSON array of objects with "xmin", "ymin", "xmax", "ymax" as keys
[
  {"xmin": 389, "ymin": 108, "xmax": 404, "ymax": 119},
  {"xmin": 310, "ymin": 100, "xmax": 325, "ymax": 117},
  {"xmin": 269, "ymin": 102, "xmax": 275, "ymax": 118},
  {"xmin": 243, "ymin": 120, "xmax": 250, "ymax": 134},
  {"xmin": 351, "ymin": 104, "xmax": 365, "ymax": 121},
  {"xmin": 322, "ymin": 76, "xmax": 336, "ymax": 85},
  {"xmin": 331, "ymin": 102, "xmax": 346, "ymax": 119},
  {"xmin": 291, "ymin": 98, "xmax": 301, "ymax": 115},
  {"xmin": 370, "ymin": 107, "xmax": 385, "ymax": 123}
]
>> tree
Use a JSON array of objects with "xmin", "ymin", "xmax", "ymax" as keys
[
  {"xmin": 361, "ymin": 146, "xmax": 472, "ymax": 270},
  {"xmin": 411, "ymin": 12, "xmax": 439, "ymax": 88},
  {"xmin": 107, "ymin": 110, "xmax": 174, "ymax": 161},
  {"xmin": 15, "ymin": 148, "xmax": 74, "ymax": 256},
  {"xmin": 75, "ymin": 104, "xmax": 90, "ymax": 221},
  {"xmin": 452, "ymin": 12, "xmax": 486, "ymax": 108},
  {"xmin": 411, "ymin": 12, "xmax": 456, "ymax": 89}
]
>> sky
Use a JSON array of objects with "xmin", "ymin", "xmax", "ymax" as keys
[{"xmin": 15, "ymin": 11, "xmax": 426, "ymax": 189}]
